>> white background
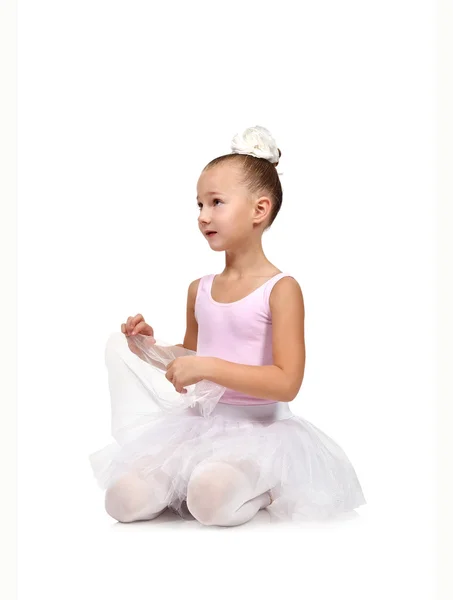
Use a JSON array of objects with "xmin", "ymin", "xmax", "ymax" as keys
[{"xmin": 17, "ymin": 1, "xmax": 436, "ymax": 598}]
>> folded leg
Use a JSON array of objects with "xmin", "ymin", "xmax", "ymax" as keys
[
  {"xmin": 105, "ymin": 461, "xmax": 173, "ymax": 523},
  {"xmin": 186, "ymin": 458, "xmax": 276, "ymax": 527}
]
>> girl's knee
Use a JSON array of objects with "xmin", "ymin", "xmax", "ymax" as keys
[
  {"xmin": 105, "ymin": 472, "xmax": 162, "ymax": 523},
  {"xmin": 186, "ymin": 461, "xmax": 247, "ymax": 526}
]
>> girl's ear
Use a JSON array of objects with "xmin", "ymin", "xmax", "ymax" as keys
[{"xmin": 253, "ymin": 196, "xmax": 272, "ymax": 226}]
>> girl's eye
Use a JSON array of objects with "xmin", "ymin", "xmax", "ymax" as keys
[{"xmin": 197, "ymin": 199, "xmax": 222, "ymax": 210}]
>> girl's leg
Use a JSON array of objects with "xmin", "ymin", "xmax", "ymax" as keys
[
  {"xmin": 105, "ymin": 461, "xmax": 173, "ymax": 523},
  {"xmin": 186, "ymin": 459, "xmax": 275, "ymax": 527},
  {"xmin": 102, "ymin": 334, "xmax": 178, "ymax": 522}
]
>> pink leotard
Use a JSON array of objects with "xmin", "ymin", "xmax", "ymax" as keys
[{"xmin": 194, "ymin": 272, "xmax": 293, "ymax": 405}]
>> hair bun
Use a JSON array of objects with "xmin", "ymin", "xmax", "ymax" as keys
[{"xmin": 230, "ymin": 126, "xmax": 281, "ymax": 165}]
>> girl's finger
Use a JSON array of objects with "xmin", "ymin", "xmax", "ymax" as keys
[
  {"xmin": 121, "ymin": 323, "xmax": 126, "ymax": 334},
  {"xmin": 132, "ymin": 321, "xmax": 149, "ymax": 336},
  {"xmin": 132, "ymin": 314, "xmax": 144, "ymax": 328},
  {"xmin": 131, "ymin": 321, "xmax": 143, "ymax": 335},
  {"xmin": 167, "ymin": 373, "xmax": 177, "ymax": 387},
  {"xmin": 126, "ymin": 316, "xmax": 133, "ymax": 333}
]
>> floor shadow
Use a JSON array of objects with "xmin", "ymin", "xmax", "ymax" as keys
[{"xmin": 109, "ymin": 505, "xmax": 363, "ymax": 531}]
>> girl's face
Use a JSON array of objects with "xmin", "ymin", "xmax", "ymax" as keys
[{"xmin": 196, "ymin": 163, "xmax": 258, "ymax": 250}]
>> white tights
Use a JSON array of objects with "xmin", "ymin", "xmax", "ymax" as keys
[{"xmin": 105, "ymin": 458, "xmax": 273, "ymax": 527}]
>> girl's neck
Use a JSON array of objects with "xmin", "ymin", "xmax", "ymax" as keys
[{"xmin": 222, "ymin": 243, "xmax": 277, "ymax": 280}]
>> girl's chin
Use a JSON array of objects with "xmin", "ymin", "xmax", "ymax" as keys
[
  {"xmin": 206, "ymin": 233, "xmax": 220, "ymax": 244},
  {"xmin": 207, "ymin": 236, "xmax": 226, "ymax": 251}
]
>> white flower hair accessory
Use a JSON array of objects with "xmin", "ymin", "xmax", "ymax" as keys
[{"xmin": 230, "ymin": 125, "xmax": 281, "ymax": 165}]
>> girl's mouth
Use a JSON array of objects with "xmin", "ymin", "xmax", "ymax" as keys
[{"xmin": 206, "ymin": 231, "xmax": 217, "ymax": 237}]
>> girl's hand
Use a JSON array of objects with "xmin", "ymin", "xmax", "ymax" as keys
[
  {"xmin": 165, "ymin": 356, "xmax": 208, "ymax": 394},
  {"xmin": 121, "ymin": 313, "xmax": 155, "ymax": 338},
  {"xmin": 121, "ymin": 314, "xmax": 156, "ymax": 357}
]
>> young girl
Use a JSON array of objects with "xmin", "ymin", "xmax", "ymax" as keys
[{"xmin": 89, "ymin": 125, "xmax": 366, "ymax": 526}]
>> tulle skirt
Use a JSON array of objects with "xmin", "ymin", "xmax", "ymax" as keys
[{"xmin": 89, "ymin": 333, "xmax": 366, "ymax": 522}]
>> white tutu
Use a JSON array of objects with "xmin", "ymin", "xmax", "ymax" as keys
[{"xmin": 89, "ymin": 333, "xmax": 366, "ymax": 522}]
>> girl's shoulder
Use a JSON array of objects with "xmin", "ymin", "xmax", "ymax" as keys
[
  {"xmin": 267, "ymin": 273, "xmax": 304, "ymax": 312},
  {"xmin": 187, "ymin": 274, "xmax": 211, "ymax": 302}
]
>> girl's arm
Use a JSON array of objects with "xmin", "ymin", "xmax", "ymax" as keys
[
  {"xmin": 203, "ymin": 277, "xmax": 306, "ymax": 402},
  {"xmin": 177, "ymin": 278, "xmax": 200, "ymax": 351},
  {"xmin": 203, "ymin": 360, "xmax": 292, "ymax": 402}
]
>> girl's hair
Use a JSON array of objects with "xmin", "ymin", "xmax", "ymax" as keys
[{"xmin": 202, "ymin": 150, "xmax": 283, "ymax": 230}]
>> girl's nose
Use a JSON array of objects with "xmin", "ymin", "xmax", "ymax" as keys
[{"xmin": 198, "ymin": 213, "xmax": 211, "ymax": 225}]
